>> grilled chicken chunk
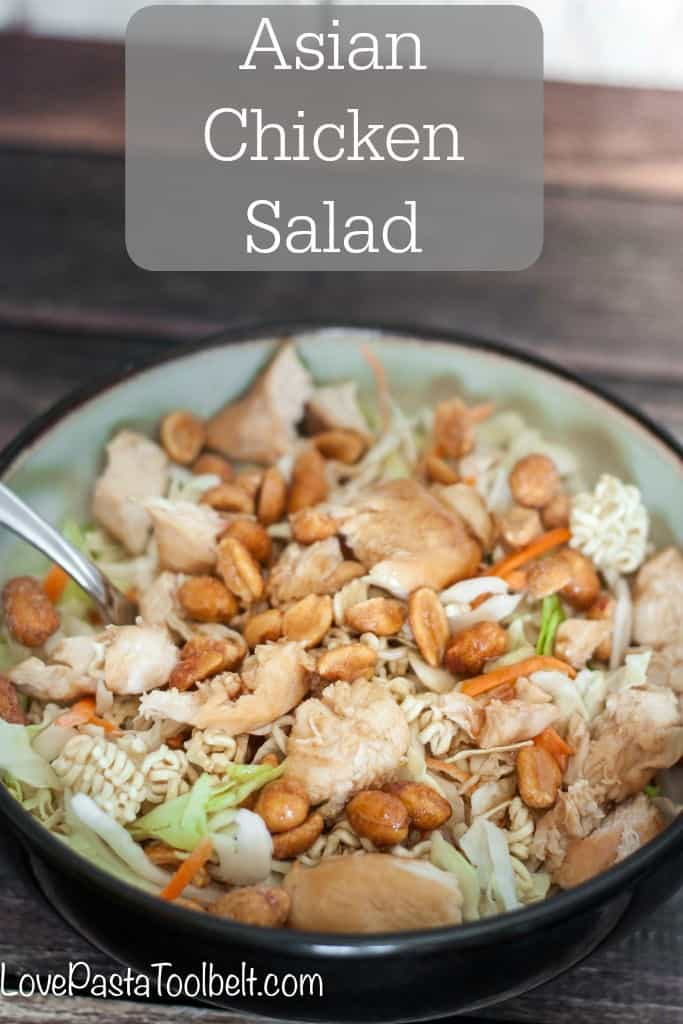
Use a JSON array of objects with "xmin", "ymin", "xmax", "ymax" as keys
[
  {"xmin": 146, "ymin": 499, "xmax": 223, "ymax": 574},
  {"xmin": 284, "ymin": 854, "xmax": 462, "ymax": 932},
  {"xmin": 93, "ymin": 431, "xmax": 168, "ymax": 554},
  {"xmin": 633, "ymin": 546, "xmax": 683, "ymax": 648},
  {"xmin": 341, "ymin": 479, "xmax": 481, "ymax": 597},
  {"xmin": 206, "ymin": 344, "xmax": 312, "ymax": 464},
  {"xmin": 286, "ymin": 677, "xmax": 410, "ymax": 818}
]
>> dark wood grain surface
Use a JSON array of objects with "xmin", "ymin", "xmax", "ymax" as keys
[{"xmin": 0, "ymin": 29, "xmax": 682, "ymax": 1024}]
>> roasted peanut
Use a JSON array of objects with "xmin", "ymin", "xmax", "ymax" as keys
[
  {"xmin": 425, "ymin": 452, "xmax": 459, "ymax": 485},
  {"xmin": 178, "ymin": 576, "xmax": 238, "ymax": 623},
  {"xmin": 498, "ymin": 505, "xmax": 543, "ymax": 550},
  {"xmin": 433, "ymin": 399, "xmax": 475, "ymax": 459},
  {"xmin": 517, "ymin": 745, "xmax": 562, "ymax": 809},
  {"xmin": 257, "ymin": 467, "xmax": 288, "ymax": 526},
  {"xmin": 541, "ymin": 491, "xmax": 571, "ymax": 529},
  {"xmin": 192, "ymin": 452, "xmax": 233, "ymax": 482},
  {"xmin": 445, "ymin": 620, "xmax": 507, "ymax": 677},
  {"xmin": 217, "ymin": 536, "xmax": 264, "ymax": 605},
  {"xmin": 170, "ymin": 635, "xmax": 245, "ymax": 691},
  {"xmin": 345, "ymin": 597, "xmax": 405, "ymax": 637},
  {"xmin": 255, "ymin": 778, "xmax": 310, "ymax": 833},
  {"xmin": 243, "ymin": 608, "xmax": 283, "ymax": 648},
  {"xmin": 235, "ymin": 469, "xmax": 264, "ymax": 500},
  {"xmin": 527, "ymin": 552, "xmax": 573, "ymax": 600},
  {"xmin": 509, "ymin": 454, "xmax": 560, "ymax": 509},
  {"xmin": 291, "ymin": 508, "xmax": 338, "ymax": 544},
  {"xmin": 225, "ymin": 519, "xmax": 272, "ymax": 564},
  {"xmin": 272, "ymin": 812, "xmax": 324, "ymax": 858},
  {"xmin": 282, "ymin": 594, "xmax": 333, "ymax": 648},
  {"xmin": 0, "ymin": 674, "xmax": 26, "ymax": 724},
  {"xmin": 210, "ymin": 886, "xmax": 291, "ymax": 927},
  {"xmin": 408, "ymin": 587, "xmax": 449, "ymax": 667},
  {"xmin": 2, "ymin": 576, "xmax": 59, "ymax": 648},
  {"xmin": 346, "ymin": 790, "xmax": 409, "ymax": 846},
  {"xmin": 558, "ymin": 549, "xmax": 600, "ymax": 611},
  {"xmin": 288, "ymin": 448, "xmax": 328, "ymax": 514},
  {"xmin": 587, "ymin": 592, "xmax": 615, "ymax": 662},
  {"xmin": 324, "ymin": 561, "xmax": 366, "ymax": 591},
  {"xmin": 385, "ymin": 781, "xmax": 451, "ymax": 831},
  {"xmin": 160, "ymin": 410, "xmax": 206, "ymax": 465},
  {"xmin": 313, "ymin": 429, "xmax": 366, "ymax": 465},
  {"xmin": 317, "ymin": 643, "xmax": 377, "ymax": 682},
  {"xmin": 201, "ymin": 482, "xmax": 254, "ymax": 515}
]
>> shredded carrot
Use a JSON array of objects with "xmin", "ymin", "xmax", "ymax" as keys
[
  {"xmin": 361, "ymin": 345, "xmax": 391, "ymax": 431},
  {"xmin": 55, "ymin": 697, "xmax": 119, "ymax": 734},
  {"xmin": 460, "ymin": 655, "xmax": 576, "ymax": 698},
  {"xmin": 471, "ymin": 591, "xmax": 492, "ymax": 609},
  {"xmin": 535, "ymin": 727, "xmax": 574, "ymax": 772},
  {"xmin": 160, "ymin": 837, "xmax": 213, "ymax": 902},
  {"xmin": 487, "ymin": 527, "xmax": 571, "ymax": 579},
  {"xmin": 43, "ymin": 564, "xmax": 69, "ymax": 604},
  {"xmin": 462, "ymin": 476, "xmax": 477, "ymax": 487}
]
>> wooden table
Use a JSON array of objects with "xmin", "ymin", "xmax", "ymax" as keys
[{"xmin": 0, "ymin": 31, "xmax": 682, "ymax": 1024}]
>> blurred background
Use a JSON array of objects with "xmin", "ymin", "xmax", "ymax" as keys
[
  {"xmin": 1, "ymin": 0, "xmax": 683, "ymax": 86},
  {"xmin": 0, "ymin": 4, "xmax": 682, "ymax": 1023}
]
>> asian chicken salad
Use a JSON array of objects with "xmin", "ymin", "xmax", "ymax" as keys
[{"xmin": 0, "ymin": 342, "xmax": 682, "ymax": 934}]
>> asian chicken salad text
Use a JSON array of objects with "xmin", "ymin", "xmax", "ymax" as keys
[{"xmin": 1, "ymin": 343, "xmax": 682, "ymax": 933}]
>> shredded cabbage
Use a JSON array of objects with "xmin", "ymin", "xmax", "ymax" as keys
[
  {"xmin": 131, "ymin": 762, "xmax": 283, "ymax": 851},
  {"xmin": 459, "ymin": 818, "xmax": 519, "ymax": 913},
  {"xmin": 536, "ymin": 595, "xmax": 564, "ymax": 656},
  {"xmin": 211, "ymin": 809, "xmax": 273, "ymax": 885},
  {"xmin": 0, "ymin": 720, "xmax": 59, "ymax": 789},
  {"xmin": 430, "ymin": 831, "xmax": 480, "ymax": 922}
]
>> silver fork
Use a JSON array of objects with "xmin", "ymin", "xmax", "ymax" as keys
[{"xmin": 0, "ymin": 483, "xmax": 137, "ymax": 625}]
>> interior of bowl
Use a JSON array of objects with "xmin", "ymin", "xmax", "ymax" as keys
[
  {"xmin": 3, "ymin": 327, "xmax": 681, "ymax": 576},
  {"xmin": 1, "ymin": 325, "xmax": 682, "ymax": 940}
]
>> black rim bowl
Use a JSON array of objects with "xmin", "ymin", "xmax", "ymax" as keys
[{"xmin": 0, "ymin": 320, "xmax": 681, "ymax": 1016}]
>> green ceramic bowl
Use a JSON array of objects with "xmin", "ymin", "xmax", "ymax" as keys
[{"xmin": 0, "ymin": 324, "xmax": 681, "ymax": 1021}]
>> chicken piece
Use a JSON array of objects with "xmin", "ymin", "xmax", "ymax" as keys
[
  {"xmin": 50, "ymin": 634, "xmax": 106, "ymax": 676},
  {"xmin": 648, "ymin": 643, "xmax": 683, "ymax": 693},
  {"xmin": 563, "ymin": 712, "xmax": 591, "ymax": 785},
  {"xmin": 436, "ymin": 483, "xmax": 494, "ymax": 551},
  {"xmin": 144, "ymin": 641, "xmax": 312, "ymax": 736},
  {"xmin": 515, "ymin": 677, "xmax": 554, "ymax": 704},
  {"xmin": 554, "ymin": 618, "xmax": 611, "ymax": 669},
  {"xmin": 145, "ymin": 499, "xmax": 223, "ymax": 574},
  {"xmin": 341, "ymin": 480, "xmax": 481, "ymax": 597},
  {"xmin": 137, "ymin": 572, "xmax": 187, "ymax": 633},
  {"xmin": 0, "ymin": 674, "xmax": 27, "ymax": 724},
  {"xmin": 268, "ymin": 538, "xmax": 344, "ymax": 605},
  {"xmin": 477, "ymin": 697, "xmax": 558, "ymax": 749},
  {"xmin": 439, "ymin": 691, "xmax": 484, "ymax": 739},
  {"xmin": 93, "ymin": 431, "xmax": 168, "ymax": 555},
  {"xmin": 139, "ymin": 673, "xmax": 241, "ymax": 725},
  {"xmin": 554, "ymin": 795, "xmax": 664, "ymax": 889},
  {"xmin": 9, "ymin": 658, "xmax": 96, "ymax": 703},
  {"xmin": 633, "ymin": 547, "xmax": 683, "ymax": 648},
  {"xmin": 206, "ymin": 344, "xmax": 312, "ymax": 464},
  {"xmin": 102, "ymin": 624, "xmax": 179, "ymax": 695},
  {"xmin": 531, "ymin": 779, "xmax": 606, "ymax": 874},
  {"xmin": 284, "ymin": 854, "xmax": 462, "ymax": 933},
  {"xmin": 285, "ymin": 677, "xmax": 410, "ymax": 817},
  {"xmin": 305, "ymin": 380, "xmax": 370, "ymax": 438},
  {"xmin": 582, "ymin": 684, "xmax": 683, "ymax": 802}
]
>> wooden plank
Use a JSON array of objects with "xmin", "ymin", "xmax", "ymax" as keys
[
  {"xmin": 0, "ymin": 35, "xmax": 682, "ymax": 197},
  {"xmin": 0, "ymin": 150, "xmax": 682, "ymax": 382}
]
